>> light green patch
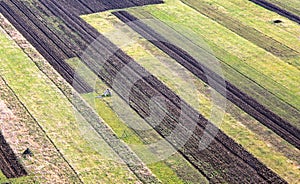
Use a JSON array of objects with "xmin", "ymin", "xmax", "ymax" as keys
[
  {"xmin": 0, "ymin": 171, "xmax": 8, "ymax": 183},
  {"xmin": 82, "ymin": 10, "xmax": 300, "ymax": 183},
  {"xmin": 0, "ymin": 25, "xmax": 139, "ymax": 183}
]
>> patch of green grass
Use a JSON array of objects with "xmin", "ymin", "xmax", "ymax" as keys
[
  {"xmin": 0, "ymin": 25, "xmax": 139, "ymax": 183},
  {"xmin": 193, "ymin": 0, "xmax": 300, "ymax": 69},
  {"xmin": 82, "ymin": 11, "xmax": 300, "ymax": 183},
  {"xmin": 0, "ymin": 171, "xmax": 8, "ymax": 183}
]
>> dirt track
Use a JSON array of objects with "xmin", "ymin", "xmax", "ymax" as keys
[
  {"xmin": 250, "ymin": 0, "xmax": 300, "ymax": 24},
  {"xmin": 0, "ymin": 0, "xmax": 288, "ymax": 183}
]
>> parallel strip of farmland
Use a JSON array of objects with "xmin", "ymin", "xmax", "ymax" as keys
[
  {"xmin": 0, "ymin": 132, "xmax": 27, "ymax": 178},
  {"xmin": 38, "ymin": 1, "xmax": 287, "ymax": 182},
  {"xmin": 181, "ymin": 0, "xmax": 299, "ymax": 58},
  {"xmin": 2, "ymin": 0, "xmax": 287, "ymax": 182},
  {"xmin": 250, "ymin": 0, "xmax": 300, "ymax": 24},
  {"xmin": 0, "ymin": 1, "xmax": 92, "ymax": 94},
  {"xmin": 113, "ymin": 11, "xmax": 300, "ymax": 150}
]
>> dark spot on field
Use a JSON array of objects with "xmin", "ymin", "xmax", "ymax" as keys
[{"xmin": 273, "ymin": 19, "xmax": 283, "ymax": 23}]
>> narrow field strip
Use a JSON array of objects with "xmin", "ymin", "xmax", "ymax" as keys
[
  {"xmin": 52, "ymin": 0, "xmax": 164, "ymax": 15},
  {"xmin": 83, "ymin": 11, "xmax": 300, "ymax": 183}
]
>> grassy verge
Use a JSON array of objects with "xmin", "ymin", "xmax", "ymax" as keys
[
  {"xmin": 66, "ymin": 57, "xmax": 209, "ymax": 184},
  {"xmin": 0, "ymin": 22, "xmax": 139, "ymax": 183},
  {"xmin": 82, "ymin": 11, "xmax": 300, "ymax": 183}
]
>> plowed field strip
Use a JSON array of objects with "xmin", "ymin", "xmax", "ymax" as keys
[
  {"xmin": 28, "ymin": 1, "xmax": 88, "ymax": 51},
  {"xmin": 10, "ymin": 0, "xmax": 76, "ymax": 59},
  {"xmin": 250, "ymin": 0, "xmax": 300, "ymax": 24},
  {"xmin": 0, "ymin": 1, "xmax": 92, "ymax": 94},
  {"xmin": 40, "ymin": 2, "xmax": 286, "ymax": 182},
  {"xmin": 0, "ymin": 132, "xmax": 27, "ymax": 178},
  {"xmin": 113, "ymin": 11, "xmax": 300, "ymax": 149},
  {"xmin": 42, "ymin": 0, "xmax": 163, "ymax": 15}
]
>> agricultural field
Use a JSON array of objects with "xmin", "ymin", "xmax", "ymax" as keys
[{"xmin": 0, "ymin": 0, "xmax": 299, "ymax": 183}]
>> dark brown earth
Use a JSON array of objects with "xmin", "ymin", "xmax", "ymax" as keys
[{"xmin": 0, "ymin": 132, "xmax": 27, "ymax": 178}]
